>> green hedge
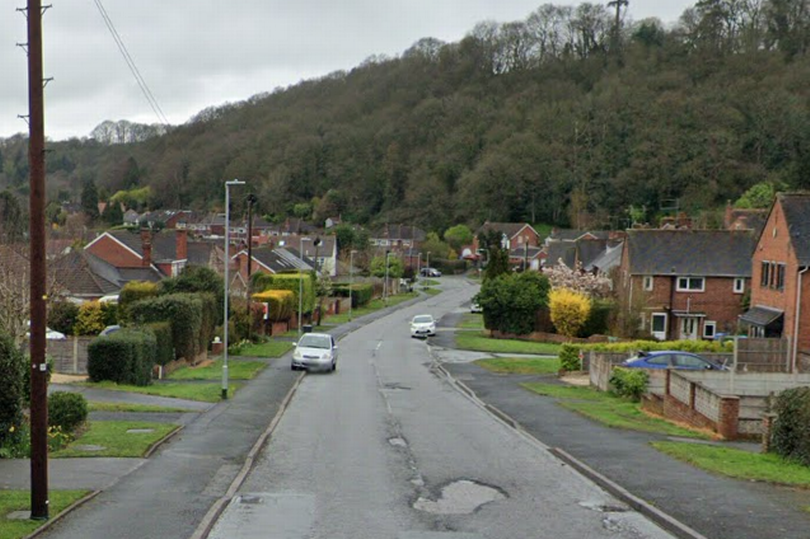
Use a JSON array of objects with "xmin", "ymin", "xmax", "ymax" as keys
[
  {"xmin": 570, "ymin": 339, "xmax": 731, "ymax": 355},
  {"xmin": 48, "ymin": 301, "xmax": 80, "ymax": 336},
  {"xmin": 0, "ymin": 332, "xmax": 24, "ymax": 446},
  {"xmin": 129, "ymin": 293, "xmax": 203, "ymax": 361},
  {"xmin": 87, "ymin": 329, "xmax": 155, "ymax": 386},
  {"xmin": 578, "ymin": 299, "xmax": 616, "ymax": 338},
  {"xmin": 253, "ymin": 272, "xmax": 316, "ymax": 313},
  {"xmin": 770, "ymin": 387, "xmax": 810, "ymax": 465},
  {"xmin": 48, "ymin": 391, "xmax": 88, "ymax": 432},
  {"xmin": 331, "ymin": 283, "xmax": 374, "ymax": 307},
  {"xmin": 118, "ymin": 281, "xmax": 159, "ymax": 323},
  {"xmin": 609, "ymin": 368, "xmax": 649, "ymax": 401},
  {"xmin": 432, "ymin": 258, "xmax": 468, "ymax": 275},
  {"xmin": 146, "ymin": 322, "xmax": 174, "ymax": 366}
]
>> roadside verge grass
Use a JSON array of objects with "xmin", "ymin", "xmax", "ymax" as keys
[
  {"xmin": 0, "ymin": 490, "xmax": 89, "ymax": 539},
  {"xmin": 326, "ymin": 292, "xmax": 418, "ymax": 324},
  {"xmin": 455, "ymin": 332, "xmax": 561, "ymax": 356},
  {"xmin": 521, "ymin": 382, "xmax": 708, "ymax": 439},
  {"xmin": 234, "ymin": 341, "xmax": 293, "ymax": 358},
  {"xmin": 652, "ymin": 441, "xmax": 810, "ymax": 487},
  {"xmin": 88, "ymin": 401, "xmax": 195, "ymax": 413},
  {"xmin": 52, "ymin": 421, "xmax": 178, "ymax": 458},
  {"xmin": 83, "ymin": 381, "xmax": 239, "ymax": 402},
  {"xmin": 458, "ymin": 313, "xmax": 484, "ymax": 330},
  {"xmin": 168, "ymin": 359, "xmax": 265, "ymax": 380},
  {"xmin": 476, "ymin": 357, "xmax": 561, "ymax": 375}
]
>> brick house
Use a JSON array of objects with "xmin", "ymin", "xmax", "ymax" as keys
[
  {"xmin": 473, "ymin": 222, "xmax": 542, "ymax": 267},
  {"xmin": 85, "ymin": 228, "xmax": 190, "ymax": 278},
  {"xmin": 370, "ymin": 224, "xmax": 426, "ymax": 252},
  {"xmin": 741, "ymin": 193, "xmax": 810, "ymax": 370},
  {"xmin": 232, "ymin": 247, "xmax": 314, "ymax": 285},
  {"xmin": 620, "ymin": 229, "xmax": 755, "ymax": 341}
]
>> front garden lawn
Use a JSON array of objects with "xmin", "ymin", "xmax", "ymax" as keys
[
  {"xmin": 458, "ymin": 313, "xmax": 484, "ymax": 330},
  {"xmin": 87, "ymin": 402, "xmax": 194, "ymax": 413},
  {"xmin": 168, "ymin": 359, "xmax": 265, "ymax": 380},
  {"xmin": 652, "ymin": 441, "xmax": 810, "ymax": 487},
  {"xmin": 521, "ymin": 382, "xmax": 709, "ymax": 439},
  {"xmin": 52, "ymin": 421, "xmax": 178, "ymax": 458},
  {"xmin": 455, "ymin": 332, "xmax": 561, "ymax": 356},
  {"xmin": 84, "ymin": 381, "xmax": 240, "ymax": 402},
  {"xmin": 326, "ymin": 292, "xmax": 418, "ymax": 324},
  {"xmin": 0, "ymin": 490, "xmax": 88, "ymax": 539},
  {"xmin": 234, "ymin": 341, "xmax": 294, "ymax": 358},
  {"xmin": 476, "ymin": 357, "xmax": 561, "ymax": 375}
]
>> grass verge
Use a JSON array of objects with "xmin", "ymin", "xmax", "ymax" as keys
[
  {"xmin": 52, "ymin": 421, "xmax": 178, "ymax": 458},
  {"xmin": 458, "ymin": 313, "xmax": 484, "ymax": 330},
  {"xmin": 521, "ymin": 382, "xmax": 708, "ymax": 439},
  {"xmin": 326, "ymin": 292, "xmax": 418, "ymax": 324},
  {"xmin": 421, "ymin": 287, "xmax": 442, "ymax": 296},
  {"xmin": 651, "ymin": 441, "xmax": 810, "ymax": 487},
  {"xmin": 0, "ymin": 490, "xmax": 89, "ymax": 539},
  {"xmin": 168, "ymin": 359, "xmax": 265, "ymax": 380},
  {"xmin": 87, "ymin": 401, "xmax": 194, "ymax": 413},
  {"xmin": 476, "ymin": 357, "xmax": 561, "ymax": 375},
  {"xmin": 235, "ymin": 341, "xmax": 294, "ymax": 358},
  {"xmin": 83, "ymin": 381, "xmax": 240, "ymax": 402},
  {"xmin": 455, "ymin": 332, "xmax": 561, "ymax": 355}
]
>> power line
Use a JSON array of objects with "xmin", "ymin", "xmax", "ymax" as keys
[{"xmin": 91, "ymin": 0, "xmax": 169, "ymax": 126}]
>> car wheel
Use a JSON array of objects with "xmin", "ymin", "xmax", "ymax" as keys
[
  {"xmin": 332, "ymin": 361, "xmax": 337, "ymax": 372},
  {"xmin": 291, "ymin": 364, "xmax": 297, "ymax": 371}
]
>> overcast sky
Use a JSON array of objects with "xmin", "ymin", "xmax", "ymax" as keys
[{"xmin": 0, "ymin": 1, "xmax": 695, "ymax": 141}]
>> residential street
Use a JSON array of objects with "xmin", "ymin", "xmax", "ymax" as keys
[{"xmin": 206, "ymin": 278, "xmax": 675, "ymax": 539}]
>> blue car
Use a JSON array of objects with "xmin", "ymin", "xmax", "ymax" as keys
[{"xmin": 621, "ymin": 350, "xmax": 727, "ymax": 371}]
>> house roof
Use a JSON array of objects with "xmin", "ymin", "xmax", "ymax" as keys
[
  {"xmin": 51, "ymin": 250, "xmax": 161, "ymax": 298},
  {"xmin": 545, "ymin": 242, "xmax": 577, "ymax": 268},
  {"xmin": 586, "ymin": 242, "xmax": 624, "ymax": 273},
  {"xmin": 477, "ymin": 222, "xmax": 537, "ymax": 240},
  {"xmin": 547, "ymin": 228, "xmax": 610, "ymax": 242},
  {"xmin": 626, "ymin": 229, "xmax": 755, "ymax": 277},
  {"xmin": 740, "ymin": 306, "xmax": 784, "ymax": 327},
  {"xmin": 242, "ymin": 247, "xmax": 314, "ymax": 273},
  {"xmin": 274, "ymin": 235, "xmax": 337, "ymax": 257},
  {"xmin": 778, "ymin": 193, "xmax": 810, "ymax": 266},
  {"xmin": 104, "ymin": 229, "xmax": 185, "ymax": 262}
]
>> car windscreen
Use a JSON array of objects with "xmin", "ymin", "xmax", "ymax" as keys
[
  {"xmin": 413, "ymin": 316, "xmax": 433, "ymax": 324},
  {"xmin": 298, "ymin": 335, "xmax": 331, "ymax": 349}
]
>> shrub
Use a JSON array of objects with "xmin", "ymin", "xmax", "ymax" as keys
[
  {"xmin": 118, "ymin": 281, "xmax": 159, "ymax": 323},
  {"xmin": 559, "ymin": 343, "xmax": 582, "ymax": 372},
  {"xmin": 770, "ymin": 387, "xmax": 810, "ymax": 465},
  {"xmin": 578, "ymin": 299, "xmax": 616, "ymax": 338},
  {"xmin": 48, "ymin": 391, "xmax": 88, "ymax": 432},
  {"xmin": 478, "ymin": 271, "xmax": 551, "ymax": 335},
  {"xmin": 74, "ymin": 301, "xmax": 107, "ymax": 336},
  {"xmin": 146, "ymin": 322, "xmax": 174, "ymax": 366},
  {"xmin": 563, "ymin": 339, "xmax": 732, "ymax": 359},
  {"xmin": 254, "ymin": 272, "xmax": 316, "ymax": 314},
  {"xmin": 0, "ymin": 332, "xmax": 25, "ymax": 446},
  {"xmin": 48, "ymin": 301, "xmax": 80, "ymax": 335},
  {"xmin": 609, "ymin": 368, "xmax": 649, "ymax": 401},
  {"xmin": 160, "ymin": 266, "xmax": 225, "ymax": 325},
  {"xmin": 229, "ymin": 298, "xmax": 265, "ymax": 342},
  {"xmin": 87, "ymin": 329, "xmax": 155, "ymax": 386},
  {"xmin": 331, "ymin": 283, "xmax": 373, "ymax": 307},
  {"xmin": 252, "ymin": 289, "xmax": 295, "ymax": 322},
  {"xmin": 129, "ymin": 293, "xmax": 203, "ymax": 361},
  {"xmin": 549, "ymin": 288, "xmax": 592, "ymax": 338},
  {"xmin": 100, "ymin": 301, "xmax": 119, "ymax": 326}
]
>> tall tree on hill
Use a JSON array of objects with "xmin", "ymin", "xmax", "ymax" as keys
[{"xmin": 80, "ymin": 179, "xmax": 100, "ymax": 222}]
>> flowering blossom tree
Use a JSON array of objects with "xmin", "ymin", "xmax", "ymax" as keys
[{"xmin": 542, "ymin": 260, "xmax": 612, "ymax": 299}]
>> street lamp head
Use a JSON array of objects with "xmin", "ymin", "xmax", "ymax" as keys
[{"xmin": 226, "ymin": 179, "xmax": 246, "ymax": 186}]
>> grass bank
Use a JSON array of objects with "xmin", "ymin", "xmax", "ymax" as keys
[
  {"xmin": 83, "ymin": 381, "xmax": 239, "ymax": 402},
  {"xmin": 455, "ymin": 332, "xmax": 561, "ymax": 355},
  {"xmin": 53, "ymin": 420, "xmax": 178, "ymax": 458},
  {"xmin": 168, "ymin": 359, "xmax": 265, "ymax": 380},
  {"xmin": 234, "ymin": 341, "xmax": 294, "ymax": 358},
  {"xmin": 475, "ymin": 357, "xmax": 561, "ymax": 375},
  {"xmin": 326, "ymin": 292, "xmax": 418, "ymax": 325},
  {"xmin": 0, "ymin": 490, "xmax": 89, "ymax": 539}
]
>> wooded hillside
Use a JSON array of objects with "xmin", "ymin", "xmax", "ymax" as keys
[{"xmin": 1, "ymin": 1, "xmax": 809, "ymax": 232}]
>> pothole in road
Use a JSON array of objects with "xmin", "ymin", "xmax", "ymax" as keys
[
  {"xmin": 579, "ymin": 500, "xmax": 628, "ymax": 513},
  {"xmin": 413, "ymin": 479, "xmax": 506, "ymax": 515}
]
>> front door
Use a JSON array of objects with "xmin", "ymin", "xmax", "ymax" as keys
[{"xmin": 680, "ymin": 317, "xmax": 699, "ymax": 340}]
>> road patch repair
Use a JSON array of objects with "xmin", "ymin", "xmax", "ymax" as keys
[{"xmin": 413, "ymin": 479, "xmax": 506, "ymax": 515}]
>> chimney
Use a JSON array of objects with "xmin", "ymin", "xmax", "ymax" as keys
[
  {"xmin": 176, "ymin": 229, "xmax": 188, "ymax": 261},
  {"xmin": 140, "ymin": 228, "xmax": 152, "ymax": 267}
]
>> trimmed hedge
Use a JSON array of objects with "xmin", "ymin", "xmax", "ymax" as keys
[
  {"xmin": 118, "ymin": 281, "xmax": 159, "ymax": 323},
  {"xmin": 253, "ymin": 272, "xmax": 316, "ymax": 313},
  {"xmin": 569, "ymin": 339, "xmax": 731, "ymax": 355},
  {"xmin": 578, "ymin": 299, "xmax": 616, "ymax": 338},
  {"xmin": 48, "ymin": 301, "xmax": 79, "ymax": 336},
  {"xmin": 331, "ymin": 283, "xmax": 374, "ymax": 307},
  {"xmin": 146, "ymin": 322, "xmax": 174, "ymax": 366},
  {"xmin": 609, "ymin": 368, "xmax": 649, "ymax": 401},
  {"xmin": 48, "ymin": 391, "xmax": 88, "ymax": 432},
  {"xmin": 432, "ymin": 258, "xmax": 468, "ymax": 275},
  {"xmin": 770, "ymin": 387, "xmax": 810, "ymax": 466},
  {"xmin": 252, "ymin": 289, "xmax": 295, "ymax": 321},
  {"xmin": 87, "ymin": 328, "xmax": 155, "ymax": 386},
  {"xmin": 129, "ymin": 293, "xmax": 203, "ymax": 361},
  {"xmin": 0, "ymin": 332, "xmax": 24, "ymax": 445}
]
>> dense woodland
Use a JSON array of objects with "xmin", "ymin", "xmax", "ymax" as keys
[{"xmin": 2, "ymin": 0, "xmax": 810, "ymax": 233}]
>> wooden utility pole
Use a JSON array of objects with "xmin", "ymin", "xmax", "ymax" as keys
[{"xmin": 26, "ymin": 0, "xmax": 49, "ymax": 520}]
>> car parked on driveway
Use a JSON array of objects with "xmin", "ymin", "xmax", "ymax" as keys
[
  {"xmin": 291, "ymin": 332, "xmax": 338, "ymax": 372},
  {"xmin": 410, "ymin": 314, "xmax": 436, "ymax": 338},
  {"xmin": 470, "ymin": 299, "xmax": 483, "ymax": 313},
  {"xmin": 621, "ymin": 350, "xmax": 727, "ymax": 371},
  {"xmin": 420, "ymin": 267, "xmax": 442, "ymax": 277}
]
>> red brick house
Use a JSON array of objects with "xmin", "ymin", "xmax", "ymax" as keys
[
  {"xmin": 473, "ymin": 222, "xmax": 542, "ymax": 267},
  {"xmin": 620, "ymin": 229, "xmax": 755, "ymax": 341},
  {"xmin": 741, "ymin": 193, "xmax": 810, "ymax": 371},
  {"xmin": 85, "ymin": 229, "xmax": 189, "ymax": 278}
]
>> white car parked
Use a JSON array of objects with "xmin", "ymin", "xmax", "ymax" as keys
[{"xmin": 410, "ymin": 314, "xmax": 436, "ymax": 338}]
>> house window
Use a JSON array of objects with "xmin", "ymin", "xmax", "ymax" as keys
[
  {"xmin": 643, "ymin": 276, "xmax": 654, "ymax": 291},
  {"xmin": 733, "ymin": 278, "xmax": 745, "ymax": 294},
  {"xmin": 676, "ymin": 277, "xmax": 705, "ymax": 292},
  {"xmin": 651, "ymin": 313, "xmax": 667, "ymax": 341},
  {"xmin": 517, "ymin": 236, "xmax": 524, "ymax": 244},
  {"xmin": 761, "ymin": 261, "xmax": 770, "ymax": 287},
  {"xmin": 703, "ymin": 321, "xmax": 717, "ymax": 339},
  {"xmin": 776, "ymin": 264, "xmax": 786, "ymax": 291}
]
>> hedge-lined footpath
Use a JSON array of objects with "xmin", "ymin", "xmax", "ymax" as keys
[{"xmin": 558, "ymin": 340, "xmax": 732, "ymax": 371}]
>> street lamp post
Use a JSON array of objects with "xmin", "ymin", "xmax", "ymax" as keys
[
  {"xmin": 383, "ymin": 250, "xmax": 391, "ymax": 304},
  {"xmin": 426, "ymin": 251, "xmax": 431, "ymax": 274},
  {"xmin": 417, "ymin": 252, "xmax": 421, "ymax": 279},
  {"xmin": 298, "ymin": 237, "xmax": 312, "ymax": 339},
  {"xmin": 223, "ymin": 179, "xmax": 245, "ymax": 400},
  {"xmin": 349, "ymin": 249, "xmax": 357, "ymax": 321}
]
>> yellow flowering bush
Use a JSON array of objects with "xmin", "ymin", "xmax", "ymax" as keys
[{"xmin": 549, "ymin": 288, "xmax": 592, "ymax": 338}]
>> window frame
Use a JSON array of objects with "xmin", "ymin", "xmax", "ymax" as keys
[
  {"xmin": 733, "ymin": 278, "xmax": 745, "ymax": 294},
  {"xmin": 676, "ymin": 276, "xmax": 705, "ymax": 292},
  {"xmin": 643, "ymin": 276, "xmax": 654, "ymax": 291},
  {"xmin": 703, "ymin": 321, "xmax": 717, "ymax": 339},
  {"xmin": 651, "ymin": 312, "xmax": 668, "ymax": 341}
]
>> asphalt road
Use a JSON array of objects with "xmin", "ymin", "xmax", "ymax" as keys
[{"xmin": 207, "ymin": 277, "xmax": 676, "ymax": 539}]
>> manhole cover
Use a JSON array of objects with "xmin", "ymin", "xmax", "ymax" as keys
[
  {"xmin": 126, "ymin": 428, "xmax": 155, "ymax": 434},
  {"xmin": 73, "ymin": 444, "xmax": 106, "ymax": 451},
  {"xmin": 414, "ymin": 480, "xmax": 506, "ymax": 515}
]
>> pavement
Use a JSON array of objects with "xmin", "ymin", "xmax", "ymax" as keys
[{"xmin": 6, "ymin": 280, "xmax": 810, "ymax": 539}]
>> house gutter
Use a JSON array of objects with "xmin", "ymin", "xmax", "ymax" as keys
[{"xmin": 793, "ymin": 266, "xmax": 809, "ymax": 373}]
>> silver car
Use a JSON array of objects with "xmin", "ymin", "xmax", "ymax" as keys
[{"xmin": 291, "ymin": 332, "xmax": 338, "ymax": 372}]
